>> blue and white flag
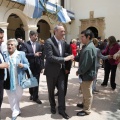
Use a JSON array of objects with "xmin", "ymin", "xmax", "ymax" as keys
[
  {"xmin": 57, "ymin": 8, "xmax": 71, "ymax": 23},
  {"xmin": 46, "ymin": 1, "xmax": 61, "ymax": 14},
  {"xmin": 11, "ymin": 0, "xmax": 25, "ymax": 4},
  {"xmin": 46, "ymin": 2, "xmax": 71, "ymax": 23},
  {"xmin": 23, "ymin": 0, "xmax": 44, "ymax": 18},
  {"xmin": 11, "ymin": 0, "xmax": 71, "ymax": 23}
]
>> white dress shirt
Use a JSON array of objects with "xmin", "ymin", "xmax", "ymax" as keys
[
  {"xmin": 30, "ymin": 40, "xmax": 36, "ymax": 53},
  {"xmin": 54, "ymin": 36, "xmax": 62, "ymax": 56}
]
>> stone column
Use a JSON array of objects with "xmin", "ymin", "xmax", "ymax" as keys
[
  {"xmin": 0, "ymin": 22, "xmax": 9, "ymax": 42},
  {"xmin": 49, "ymin": 29, "xmax": 54, "ymax": 36},
  {"xmin": 23, "ymin": 25, "xmax": 38, "ymax": 41},
  {"xmin": 0, "ymin": 22, "xmax": 9, "ymax": 52}
]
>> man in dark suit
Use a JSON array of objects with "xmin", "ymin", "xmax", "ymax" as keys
[
  {"xmin": 44, "ymin": 25, "xmax": 74, "ymax": 119},
  {"xmin": 0, "ymin": 28, "xmax": 9, "ymax": 117},
  {"xmin": 55, "ymin": 41, "xmax": 72, "ymax": 96},
  {"xmin": 21, "ymin": 31, "xmax": 43, "ymax": 104}
]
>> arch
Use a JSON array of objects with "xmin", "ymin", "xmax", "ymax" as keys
[
  {"xmin": 3, "ymin": 8, "xmax": 28, "ymax": 27},
  {"xmin": 37, "ymin": 19, "xmax": 51, "ymax": 40},
  {"xmin": 35, "ymin": 16, "xmax": 67, "ymax": 37},
  {"xmin": 35, "ymin": 16, "xmax": 53, "ymax": 32},
  {"xmin": 87, "ymin": 26, "xmax": 98, "ymax": 38}
]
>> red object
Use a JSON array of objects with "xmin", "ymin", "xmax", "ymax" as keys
[
  {"xmin": 102, "ymin": 43, "xmax": 120, "ymax": 65},
  {"xmin": 70, "ymin": 43, "xmax": 77, "ymax": 56}
]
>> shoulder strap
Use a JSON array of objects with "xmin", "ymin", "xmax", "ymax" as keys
[{"xmin": 27, "ymin": 67, "xmax": 33, "ymax": 78}]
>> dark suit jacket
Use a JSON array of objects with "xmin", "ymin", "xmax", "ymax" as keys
[
  {"xmin": 0, "ymin": 52, "xmax": 5, "ymax": 80},
  {"xmin": 65, "ymin": 42, "xmax": 72, "ymax": 74},
  {"xmin": 17, "ymin": 42, "xmax": 24, "ymax": 51},
  {"xmin": 0, "ymin": 59, "xmax": 4, "ymax": 80},
  {"xmin": 44, "ymin": 36, "xmax": 66, "ymax": 77},
  {"xmin": 21, "ymin": 41, "xmax": 43, "ymax": 74}
]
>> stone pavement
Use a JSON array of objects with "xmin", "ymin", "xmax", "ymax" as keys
[{"xmin": 1, "ymin": 67, "xmax": 120, "ymax": 120}]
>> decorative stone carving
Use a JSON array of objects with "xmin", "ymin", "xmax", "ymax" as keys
[
  {"xmin": 80, "ymin": 11, "xmax": 105, "ymax": 39},
  {"xmin": 90, "ymin": 11, "xmax": 94, "ymax": 19}
]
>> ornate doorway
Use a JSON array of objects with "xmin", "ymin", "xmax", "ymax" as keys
[
  {"xmin": 87, "ymin": 27, "xmax": 98, "ymax": 38},
  {"xmin": 80, "ymin": 11, "xmax": 105, "ymax": 39}
]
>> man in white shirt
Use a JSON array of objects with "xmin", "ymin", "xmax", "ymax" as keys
[{"xmin": 0, "ymin": 28, "xmax": 9, "ymax": 118}]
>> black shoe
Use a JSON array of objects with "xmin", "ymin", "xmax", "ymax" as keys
[
  {"xmin": 92, "ymin": 90, "xmax": 99, "ymax": 94},
  {"xmin": 51, "ymin": 107, "xmax": 56, "ymax": 114},
  {"xmin": 77, "ymin": 111, "xmax": 89, "ymax": 116},
  {"xmin": 33, "ymin": 99, "xmax": 42, "ymax": 104},
  {"xmin": 29, "ymin": 96, "xmax": 33, "ymax": 100},
  {"xmin": 54, "ymin": 92, "xmax": 58, "ymax": 96},
  {"xmin": 101, "ymin": 83, "xmax": 107, "ymax": 87},
  {"xmin": 77, "ymin": 103, "xmax": 84, "ymax": 108},
  {"xmin": 59, "ymin": 111, "xmax": 70, "ymax": 119},
  {"xmin": 112, "ymin": 88, "xmax": 116, "ymax": 91}
]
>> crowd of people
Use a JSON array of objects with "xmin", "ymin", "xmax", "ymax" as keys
[{"xmin": 0, "ymin": 25, "xmax": 120, "ymax": 120}]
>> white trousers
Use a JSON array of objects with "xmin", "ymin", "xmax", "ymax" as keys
[{"xmin": 6, "ymin": 85, "xmax": 23, "ymax": 117}]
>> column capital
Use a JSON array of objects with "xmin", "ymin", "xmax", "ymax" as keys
[
  {"xmin": 23, "ymin": 25, "xmax": 38, "ymax": 31},
  {"xmin": 0, "ymin": 22, "xmax": 9, "ymax": 28}
]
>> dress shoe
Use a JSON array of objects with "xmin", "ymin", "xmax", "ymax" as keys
[
  {"xmin": 101, "ymin": 83, "xmax": 107, "ymax": 87},
  {"xmin": 51, "ymin": 107, "xmax": 56, "ymax": 114},
  {"xmin": 29, "ymin": 96, "xmax": 33, "ymax": 100},
  {"xmin": 77, "ymin": 103, "xmax": 84, "ymax": 108},
  {"xmin": 77, "ymin": 111, "xmax": 89, "ymax": 116},
  {"xmin": 33, "ymin": 99, "xmax": 42, "ymax": 104},
  {"xmin": 92, "ymin": 89, "xmax": 99, "ymax": 94},
  {"xmin": 59, "ymin": 111, "xmax": 70, "ymax": 119},
  {"xmin": 54, "ymin": 92, "xmax": 58, "ymax": 96},
  {"xmin": 112, "ymin": 88, "xmax": 116, "ymax": 91}
]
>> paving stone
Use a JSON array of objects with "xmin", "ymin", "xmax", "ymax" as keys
[{"xmin": 1, "ymin": 67, "xmax": 120, "ymax": 120}]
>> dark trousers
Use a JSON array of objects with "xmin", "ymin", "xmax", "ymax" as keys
[
  {"xmin": 46, "ymin": 69, "xmax": 65, "ymax": 112},
  {"xmin": 29, "ymin": 74, "xmax": 40, "ymax": 100},
  {"xmin": 56, "ymin": 73, "xmax": 69, "ymax": 96},
  {"xmin": 64, "ymin": 74, "xmax": 69, "ymax": 96},
  {"xmin": 0, "ymin": 80, "xmax": 4, "ymax": 111},
  {"xmin": 103, "ymin": 60, "xmax": 117, "ymax": 89}
]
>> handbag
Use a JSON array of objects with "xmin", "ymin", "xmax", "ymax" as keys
[{"xmin": 21, "ymin": 67, "xmax": 38, "ymax": 89}]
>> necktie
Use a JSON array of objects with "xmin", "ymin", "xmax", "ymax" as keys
[
  {"xmin": 9, "ymin": 58, "xmax": 16, "ymax": 91},
  {"xmin": 32, "ymin": 42, "xmax": 36, "ymax": 53},
  {"xmin": 58, "ymin": 41, "xmax": 62, "ymax": 56}
]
